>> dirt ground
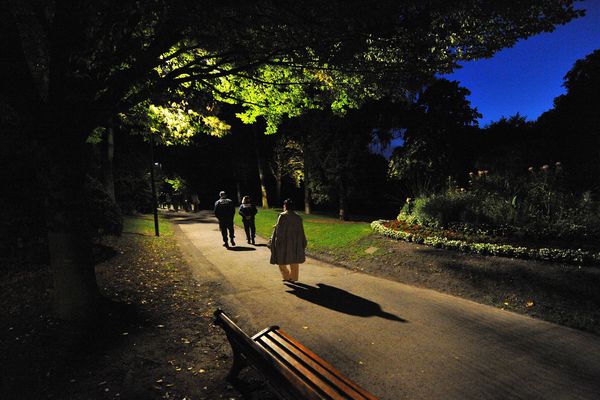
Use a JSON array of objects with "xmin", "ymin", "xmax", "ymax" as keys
[
  {"xmin": 0, "ymin": 225, "xmax": 254, "ymax": 400},
  {"xmin": 3, "ymin": 217, "xmax": 599, "ymax": 399}
]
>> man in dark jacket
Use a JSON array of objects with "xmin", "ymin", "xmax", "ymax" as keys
[{"xmin": 214, "ymin": 191, "xmax": 236, "ymax": 247}]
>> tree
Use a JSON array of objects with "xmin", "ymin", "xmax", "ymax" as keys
[
  {"xmin": 296, "ymin": 100, "xmax": 401, "ymax": 220},
  {"xmin": 476, "ymin": 113, "xmax": 536, "ymax": 175},
  {"xmin": 389, "ymin": 79, "xmax": 481, "ymax": 196},
  {"xmin": 270, "ymin": 134, "xmax": 304, "ymax": 205},
  {"xmin": 536, "ymin": 49, "xmax": 600, "ymax": 192},
  {"xmin": 1, "ymin": 0, "xmax": 584, "ymax": 320}
]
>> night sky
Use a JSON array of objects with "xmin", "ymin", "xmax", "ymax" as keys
[{"xmin": 445, "ymin": 0, "xmax": 600, "ymax": 126}]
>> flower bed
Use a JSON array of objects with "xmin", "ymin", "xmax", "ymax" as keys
[{"xmin": 371, "ymin": 220, "xmax": 600, "ymax": 266}]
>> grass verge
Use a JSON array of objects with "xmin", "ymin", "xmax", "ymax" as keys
[{"xmin": 234, "ymin": 207, "xmax": 373, "ymax": 255}]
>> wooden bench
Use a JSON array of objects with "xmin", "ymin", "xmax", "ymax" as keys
[{"xmin": 214, "ymin": 309, "xmax": 378, "ymax": 400}]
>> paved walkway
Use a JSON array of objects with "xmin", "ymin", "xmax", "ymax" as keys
[{"xmin": 170, "ymin": 211, "xmax": 600, "ymax": 400}]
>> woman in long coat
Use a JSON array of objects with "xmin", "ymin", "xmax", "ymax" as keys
[{"xmin": 270, "ymin": 199, "xmax": 307, "ymax": 282}]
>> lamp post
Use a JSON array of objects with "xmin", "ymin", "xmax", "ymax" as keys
[{"xmin": 149, "ymin": 132, "xmax": 160, "ymax": 237}]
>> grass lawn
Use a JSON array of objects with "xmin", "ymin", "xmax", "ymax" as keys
[
  {"xmin": 123, "ymin": 213, "xmax": 174, "ymax": 236},
  {"xmin": 234, "ymin": 207, "xmax": 373, "ymax": 254}
]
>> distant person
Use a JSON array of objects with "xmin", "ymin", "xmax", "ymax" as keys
[
  {"xmin": 214, "ymin": 191, "xmax": 235, "ymax": 247},
  {"xmin": 191, "ymin": 193, "xmax": 200, "ymax": 212},
  {"xmin": 239, "ymin": 195, "xmax": 258, "ymax": 244},
  {"xmin": 269, "ymin": 199, "xmax": 307, "ymax": 282}
]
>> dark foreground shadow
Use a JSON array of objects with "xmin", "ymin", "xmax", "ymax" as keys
[
  {"xmin": 253, "ymin": 243, "xmax": 269, "ymax": 247},
  {"xmin": 284, "ymin": 282, "xmax": 407, "ymax": 322}
]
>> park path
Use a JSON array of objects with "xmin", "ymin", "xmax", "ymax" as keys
[{"xmin": 170, "ymin": 211, "xmax": 600, "ymax": 400}]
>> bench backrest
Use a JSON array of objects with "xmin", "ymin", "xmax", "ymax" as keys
[
  {"xmin": 214, "ymin": 310, "xmax": 378, "ymax": 400},
  {"xmin": 215, "ymin": 310, "xmax": 321, "ymax": 399}
]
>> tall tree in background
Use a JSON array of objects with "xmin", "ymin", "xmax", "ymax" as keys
[
  {"xmin": 389, "ymin": 79, "xmax": 481, "ymax": 195},
  {"xmin": 0, "ymin": 0, "xmax": 584, "ymax": 320},
  {"xmin": 476, "ymin": 113, "xmax": 535, "ymax": 174},
  {"xmin": 301, "ymin": 101, "xmax": 400, "ymax": 220},
  {"xmin": 536, "ymin": 49, "xmax": 600, "ymax": 192}
]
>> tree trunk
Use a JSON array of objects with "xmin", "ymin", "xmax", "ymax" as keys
[
  {"xmin": 268, "ymin": 160, "xmax": 282, "ymax": 205},
  {"xmin": 254, "ymin": 130, "xmax": 269, "ymax": 209},
  {"xmin": 302, "ymin": 135, "xmax": 311, "ymax": 214},
  {"xmin": 102, "ymin": 122, "xmax": 116, "ymax": 200},
  {"xmin": 43, "ymin": 128, "xmax": 100, "ymax": 320},
  {"xmin": 275, "ymin": 172, "xmax": 282, "ymax": 205},
  {"xmin": 338, "ymin": 183, "xmax": 347, "ymax": 221}
]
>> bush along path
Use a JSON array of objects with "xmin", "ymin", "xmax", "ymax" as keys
[
  {"xmin": 1, "ymin": 215, "xmax": 242, "ymax": 400},
  {"xmin": 371, "ymin": 220, "xmax": 600, "ymax": 266}
]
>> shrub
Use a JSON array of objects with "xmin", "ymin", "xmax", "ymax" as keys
[
  {"xmin": 85, "ymin": 175, "xmax": 123, "ymax": 237},
  {"xmin": 398, "ymin": 166, "xmax": 600, "ymax": 243},
  {"xmin": 371, "ymin": 220, "xmax": 599, "ymax": 266}
]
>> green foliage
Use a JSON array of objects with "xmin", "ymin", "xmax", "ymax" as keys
[
  {"xmin": 86, "ymin": 127, "xmax": 106, "ymax": 145},
  {"xmin": 121, "ymin": 100, "xmax": 231, "ymax": 146},
  {"xmin": 164, "ymin": 176, "xmax": 187, "ymax": 193},
  {"xmin": 209, "ymin": 64, "xmax": 373, "ymax": 135}
]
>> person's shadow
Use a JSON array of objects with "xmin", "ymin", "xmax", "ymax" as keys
[
  {"xmin": 226, "ymin": 246, "xmax": 256, "ymax": 251},
  {"xmin": 284, "ymin": 282, "xmax": 407, "ymax": 323}
]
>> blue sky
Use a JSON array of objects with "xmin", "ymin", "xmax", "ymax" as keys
[{"xmin": 444, "ymin": 0, "xmax": 600, "ymax": 126}]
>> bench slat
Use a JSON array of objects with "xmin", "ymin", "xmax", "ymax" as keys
[
  {"xmin": 255, "ymin": 329, "xmax": 377, "ymax": 400},
  {"xmin": 258, "ymin": 333, "xmax": 348, "ymax": 399}
]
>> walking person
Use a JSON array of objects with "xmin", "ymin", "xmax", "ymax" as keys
[
  {"xmin": 239, "ymin": 196, "xmax": 258, "ymax": 244},
  {"xmin": 269, "ymin": 199, "xmax": 307, "ymax": 282},
  {"xmin": 214, "ymin": 191, "xmax": 236, "ymax": 247}
]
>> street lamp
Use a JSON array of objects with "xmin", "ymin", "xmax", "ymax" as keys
[{"xmin": 149, "ymin": 133, "xmax": 159, "ymax": 237}]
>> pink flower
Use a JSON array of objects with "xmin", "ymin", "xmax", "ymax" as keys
[
  {"xmin": 528, "ymin": 166, "xmax": 534, "ymax": 172},
  {"xmin": 541, "ymin": 164, "xmax": 549, "ymax": 171}
]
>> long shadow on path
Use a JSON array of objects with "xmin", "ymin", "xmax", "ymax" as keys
[{"xmin": 284, "ymin": 282, "xmax": 407, "ymax": 323}]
